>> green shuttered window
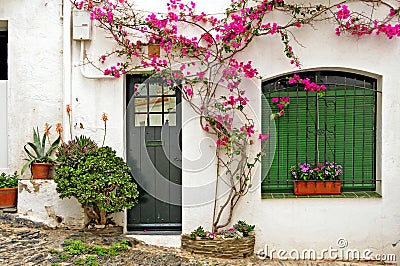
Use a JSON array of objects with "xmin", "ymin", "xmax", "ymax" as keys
[{"xmin": 262, "ymin": 71, "xmax": 378, "ymax": 193}]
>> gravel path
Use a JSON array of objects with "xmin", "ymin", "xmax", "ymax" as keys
[{"xmin": 0, "ymin": 213, "xmax": 387, "ymax": 266}]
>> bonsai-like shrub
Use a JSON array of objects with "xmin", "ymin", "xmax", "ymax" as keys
[
  {"xmin": 54, "ymin": 144, "xmax": 139, "ymax": 226},
  {"xmin": 0, "ymin": 172, "xmax": 18, "ymax": 188}
]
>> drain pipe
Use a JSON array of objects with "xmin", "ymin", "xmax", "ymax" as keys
[
  {"xmin": 62, "ymin": 0, "xmax": 72, "ymax": 141},
  {"xmin": 79, "ymin": 41, "xmax": 114, "ymax": 79}
]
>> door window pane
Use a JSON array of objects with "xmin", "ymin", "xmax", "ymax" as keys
[
  {"xmin": 164, "ymin": 113, "xmax": 176, "ymax": 126},
  {"xmin": 134, "ymin": 98, "xmax": 147, "ymax": 113},
  {"xmin": 165, "ymin": 97, "xmax": 176, "ymax": 112},
  {"xmin": 149, "ymin": 97, "xmax": 163, "ymax": 112},
  {"xmin": 149, "ymin": 114, "xmax": 162, "ymax": 126},
  {"xmin": 135, "ymin": 113, "xmax": 147, "ymax": 126},
  {"xmin": 149, "ymin": 83, "xmax": 163, "ymax": 95}
]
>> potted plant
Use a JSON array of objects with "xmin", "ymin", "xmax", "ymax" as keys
[
  {"xmin": 21, "ymin": 126, "xmax": 61, "ymax": 179},
  {"xmin": 0, "ymin": 172, "xmax": 18, "ymax": 208},
  {"xmin": 290, "ymin": 161, "xmax": 343, "ymax": 195},
  {"xmin": 181, "ymin": 220, "xmax": 256, "ymax": 259},
  {"xmin": 54, "ymin": 136, "xmax": 139, "ymax": 228}
]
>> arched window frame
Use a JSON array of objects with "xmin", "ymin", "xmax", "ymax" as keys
[{"xmin": 261, "ymin": 70, "xmax": 381, "ymax": 194}]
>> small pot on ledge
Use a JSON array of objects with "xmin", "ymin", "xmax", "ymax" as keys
[{"xmin": 31, "ymin": 162, "xmax": 53, "ymax": 179}]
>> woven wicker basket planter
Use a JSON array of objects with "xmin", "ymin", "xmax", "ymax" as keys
[{"xmin": 181, "ymin": 234, "xmax": 255, "ymax": 259}]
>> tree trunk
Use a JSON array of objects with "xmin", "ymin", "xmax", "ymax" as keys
[{"xmin": 99, "ymin": 209, "xmax": 107, "ymax": 225}]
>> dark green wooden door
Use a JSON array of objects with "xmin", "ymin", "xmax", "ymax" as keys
[{"xmin": 126, "ymin": 75, "xmax": 182, "ymax": 232}]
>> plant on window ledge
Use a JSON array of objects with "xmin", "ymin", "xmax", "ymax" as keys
[{"xmin": 291, "ymin": 162, "xmax": 343, "ymax": 195}]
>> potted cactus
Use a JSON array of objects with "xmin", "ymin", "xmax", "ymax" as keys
[{"xmin": 21, "ymin": 126, "xmax": 61, "ymax": 179}]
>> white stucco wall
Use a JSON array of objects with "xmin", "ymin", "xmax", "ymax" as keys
[
  {"xmin": 2, "ymin": 0, "xmax": 399, "ymax": 263},
  {"xmin": 0, "ymin": 0, "xmax": 64, "ymax": 175}
]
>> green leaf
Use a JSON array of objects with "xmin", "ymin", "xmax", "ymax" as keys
[
  {"xmin": 21, "ymin": 159, "xmax": 34, "ymax": 175},
  {"xmin": 24, "ymin": 143, "xmax": 40, "ymax": 159}
]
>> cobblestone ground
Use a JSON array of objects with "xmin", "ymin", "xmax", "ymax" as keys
[{"xmin": 0, "ymin": 213, "xmax": 388, "ymax": 266}]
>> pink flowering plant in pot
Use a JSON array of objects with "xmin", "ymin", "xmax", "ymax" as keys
[
  {"xmin": 290, "ymin": 162, "xmax": 343, "ymax": 181},
  {"xmin": 291, "ymin": 162, "xmax": 343, "ymax": 195}
]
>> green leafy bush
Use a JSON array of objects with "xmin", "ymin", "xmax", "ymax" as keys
[
  {"xmin": 54, "ymin": 143, "xmax": 139, "ymax": 225},
  {"xmin": 0, "ymin": 172, "xmax": 18, "ymax": 188}
]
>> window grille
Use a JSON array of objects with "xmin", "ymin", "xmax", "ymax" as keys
[{"xmin": 262, "ymin": 71, "xmax": 378, "ymax": 193}]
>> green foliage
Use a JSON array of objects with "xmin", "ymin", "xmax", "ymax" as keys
[
  {"xmin": 233, "ymin": 220, "xmax": 255, "ymax": 237},
  {"xmin": 59, "ymin": 253, "xmax": 71, "ymax": 260},
  {"xmin": 0, "ymin": 172, "xmax": 18, "ymax": 188},
  {"xmin": 54, "ymin": 144, "xmax": 139, "ymax": 225},
  {"xmin": 190, "ymin": 226, "xmax": 206, "ymax": 239},
  {"xmin": 21, "ymin": 127, "xmax": 60, "ymax": 174},
  {"xmin": 54, "ymin": 238, "xmax": 130, "ymax": 265},
  {"xmin": 73, "ymin": 258, "xmax": 86, "ymax": 265},
  {"xmin": 64, "ymin": 239, "xmax": 90, "ymax": 255}
]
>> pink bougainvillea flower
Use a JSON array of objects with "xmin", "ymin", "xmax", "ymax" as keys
[
  {"xmin": 186, "ymin": 88, "xmax": 193, "ymax": 96},
  {"xmin": 258, "ymin": 133, "xmax": 270, "ymax": 141}
]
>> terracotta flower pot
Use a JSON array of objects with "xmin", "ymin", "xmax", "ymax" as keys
[
  {"xmin": 294, "ymin": 180, "xmax": 341, "ymax": 195},
  {"xmin": 31, "ymin": 163, "xmax": 53, "ymax": 179},
  {"xmin": 0, "ymin": 187, "xmax": 18, "ymax": 208}
]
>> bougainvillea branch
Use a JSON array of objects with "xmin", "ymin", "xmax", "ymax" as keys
[{"xmin": 73, "ymin": 0, "xmax": 400, "ymax": 231}]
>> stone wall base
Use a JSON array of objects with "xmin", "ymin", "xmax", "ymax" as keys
[{"xmin": 18, "ymin": 180, "xmax": 85, "ymax": 229}]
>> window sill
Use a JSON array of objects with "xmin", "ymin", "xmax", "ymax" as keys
[{"xmin": 261, "ymin": 191, "xmax": 382, "ymax": 199}]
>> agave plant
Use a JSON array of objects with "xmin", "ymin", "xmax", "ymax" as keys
[{"xmin": 21, "ymin": 127, "xmax": 61, "ymax": 174}]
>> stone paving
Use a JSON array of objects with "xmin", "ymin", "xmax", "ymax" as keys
[{"xmin": 0, "ymin": 212, "xmax": 390, "ymax": 266}]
